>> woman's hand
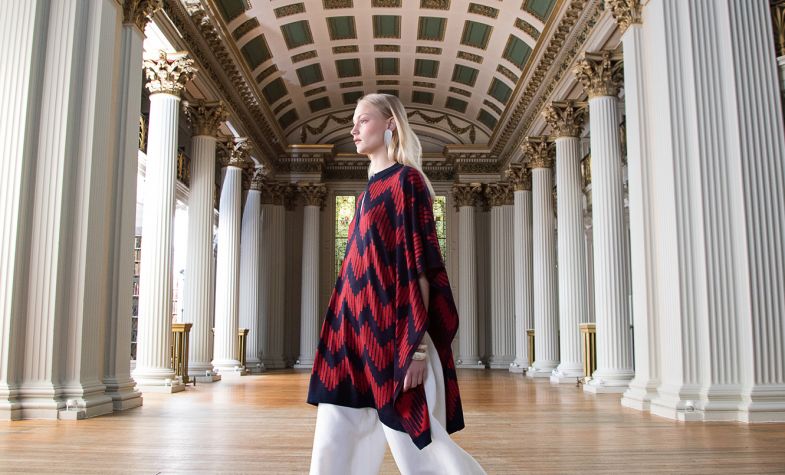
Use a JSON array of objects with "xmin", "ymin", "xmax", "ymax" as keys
[{"xmin": 403, "ymin": 358, "xmax": 427, "ymax": 391}]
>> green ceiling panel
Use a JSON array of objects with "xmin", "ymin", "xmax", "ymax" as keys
[
  {"xmin": 327, "ymin": 16, "xmax": 357, "ymax": 40},
  {"xmin": 461, "ymin": 20, "xmax": 492, "ymax": 49},
  {"xmin": 412, "ymin": 91, "xmax": 434, "ymax": 104},
  {"xmin": 445, "ymin": 97, "xmax": 468, "ymax": 113},
  {"xmin": 336, "ymin": 58, "xmax": 362, "ymax": 77},
  {"xmin": 281, "ymin": 20, "xmax": 314, "ymax": 49},
  {"xmin": 241, "ymin": 35, "xmax": 272, "ymax": 69},
  {"xmin": 452, "ymin": 64, "xmax": 479, "ymax": 86},
  {"xmin": 308, "ymin": 96, "xmax": 332, "ymax": 112},
  {"xmin": 376, "ymin": 57, "xmax": 399, "ymax": 75},
  {"xmin": 524, "ymin": 0, "xmax": 556, "ymax": 21},
  {"xmin": 296, "ymin": 63, "xmax": 324, "ymax": 87},
  {"xmin": 343, "ymin": 91, "xmax": 364, "ymax": 104},
  {"xmin": 278, "ymin": 109, "xmax": 299, "ymax": 130},
  {"xmin": 503, "ymin": 35, "xmax": 532, "ymax": 69},
  {"xmin": 373, "ymin": 15, "xmax": 401, "ymax": 38},
  {"xmin": 215, "ymin": 0, "xmax": 246, "ymax": 22},
  {"xmin": 414, "ymin": 59, "xmax": 439, "ymax": 78},
  {"xmin": 418, "ymin": 17, "xmax": 446, "ymax": 41},
  {"xmin": 262, "ymin": 77, "xmax": 288, "ymax": 104},
  {"xmin": 477, "ymin": 109, "xmax": 497, "ymax": 130},
  {"xmin": 488, "ymin": 78, "xmax": 512, "ymax": 104}
]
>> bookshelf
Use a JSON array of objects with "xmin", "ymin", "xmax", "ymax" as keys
[{"xmin": 131, "ymin": 235, "xmax": 141, "ymax": 360}]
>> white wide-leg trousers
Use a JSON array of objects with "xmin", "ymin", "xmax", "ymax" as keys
[{"xmin": 309, "ymin": 334, "xmax": 486, "ymax": 475}]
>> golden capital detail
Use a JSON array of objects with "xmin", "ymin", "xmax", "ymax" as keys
[
  {"xmin": 505, "ymin": 164, "xmax": 532, "ymax": 191},
  {"xmin": 451, "ymin": 183, "xmax": 483, "ymax": 209},
  {"xmin": 484, "ymin": 183, "xmax": 514, "ymax": 207},
  {"xmin": 218, "ymin": 137, "xmax": 252, "ymax": 168},
  {"xmin": 249, "ymin": 166, "xmax": 269, "ymax": 191},
  {"xmin": 260, "ymin": 182, "xmax": 290, "ymax": 206},
  {"xmin": 143, "ymin": 51, "xmax": 197, "ymax": 96},
  {"xmin": 299, "ymin": 183, "xmax": 328, "ymax": 209},
  {"xmin": 123, "ymin": 0, "xmax": 162, "ymax": 31},
  {"xmin": 184, "ymin": 100, "xmax": 228, "ymax": 137},
  {"xmin": 772, "ymin": 0, "xmax": 785, "ymax": 57},
  {"xmin": 574, "ymin": 51, "xmax": 624, "ymax": 99},
  {"xmin": 606, "ymin": 0, "xmax": 642, "ymax": 33},
  {"xmin": 543, "ymin": 101, "xmax": 586, "ymax": 138},
  {"xmin": 521, "ymin": 137, "xmax": 554, "ymax": 169}
]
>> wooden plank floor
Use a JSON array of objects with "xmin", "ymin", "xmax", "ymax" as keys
[{"xmin": 1, "ymin": 370, "xmax": 784, "ymax": 474}]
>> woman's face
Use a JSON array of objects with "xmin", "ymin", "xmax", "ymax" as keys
[{"xmin": 351, "ymin": 100, "xmax": 393, "ymax": 156}]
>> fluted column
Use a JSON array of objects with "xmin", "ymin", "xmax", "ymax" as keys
[
  {"xmin": 294, "ymin": 183, "xmax": 327, "ymax": 368},
  {"xmin": 132, "ymin": 51, "xmax": 195, "ymax": 392},
  {"xmin": 260, "ymin": 183, "xmax": 288, "ymax": 369},
  {"xmin": 575, "ymin": 51, "xmax": 634, "ymax": 393},
  {"xmin": 524, "ymin": 139, "xmax": 559, "ymax": 378},
  {"xmin": 182, "ymin": 100, "xmax": 227, "ymax": 383},
  {"xmin": 505, "ymin": 166, "xmax": 534, "ymax": 373},
  {"xmin": 452, "ymin": 184, "xmax": 485, "ymax": 369},
  {"xmin": 486, "ymin": 184, "xmax": 516, "ymax": 369},
  {"xmin": 544, "ymin": 101, "xmax": 589, "ymax": 383},
  {"xmin": 212, "ymin": 139, "xmax": 250, "ymax": 374},
  {"xmin": 239, "ymin": 169, "xmax": 265, "ymax": 373}
]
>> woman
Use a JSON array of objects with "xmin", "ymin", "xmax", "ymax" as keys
[{"xmin": 307, "ymin": 94, "xmax": 485, "ymax": 475}]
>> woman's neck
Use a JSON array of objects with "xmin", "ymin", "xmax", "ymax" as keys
[{"xmin": 368, "ymin": 150, "xmax": 396, "ymax": 175}]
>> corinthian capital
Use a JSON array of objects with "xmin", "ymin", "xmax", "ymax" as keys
[
  {"xmin": 574, "ymin": 51, "xmax": 624, "ymax": 99},
  {"xmin": 543, "ymin": 101, "xmax": 586, "ymax": 138},
  {"xmin": 606, "ymin": 0, "xmax": 642, "ymax": 33},
  {"xmin": 504, "ymin": 164, "xmax": 532, "ymax": 191},
  {"xmin": 184, "ymin": 100, "xmax": 228, "ymax": 137},
  {"xmin": 521, "ymin": 137, "xmax": 554, "ymax": 170},
  {"xmin": 484, "ymin": 183, "xmax": 514, "ymax": 208},
  {"xmin": 123, "ymin": 0, "xmax": 162, "ymax": 31},
  {"xmin": 772, "ymin": 1, "xmax": 785, "ymax": 57},
  {"xmin": 143, "ymin": 51, "xmax": 197, "ymax": 96},
  {"xmin": 250, "ymin": 166, "xmax": 269, "ymax": 191},
  {"xmin": 298, "ymin": 183, "xmax": 328, "ymax": 209},
  {"xmin": 451, "ymin": 183, "xmax": 483, "ymax": 209},
  {"xmin": 218, "ymin": 137, "xmax": 252, "ymax": 168}
]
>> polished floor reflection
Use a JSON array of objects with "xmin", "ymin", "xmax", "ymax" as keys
[{"xmin": 1, "ymin": 370, "xmax": 784, "ymax": 474}]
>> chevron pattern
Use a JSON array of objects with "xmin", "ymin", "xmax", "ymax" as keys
[{"xmin": 307, "ymin": 163, "xmax": 464, "ymax": 449}]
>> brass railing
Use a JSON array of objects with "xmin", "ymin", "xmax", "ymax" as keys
[
  {"xmin": 176, "ymin": 150, "xmax": 191, "ymax": 187},
  {"xmin": 237, "ymin": 328, "xmax": 249, "ymax": 369},
  {"xmin": 580, "ymin": 323, "xmax": 597, "ymax": 380},
  {"xmin": 526, "ymin": 329, "xmax": 535, "ymax": 369},
  {"xmin": 171, "ymin": 323, "xmax": 192, "ymax": 384},
  {"xmin": 138, "ymin": 115, "xmax": 148, "ymax": 152}
]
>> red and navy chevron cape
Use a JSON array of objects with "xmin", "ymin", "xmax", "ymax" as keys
[{"xmin": 307, "ymin": 162, "xmax": 464, "ymax": 449}]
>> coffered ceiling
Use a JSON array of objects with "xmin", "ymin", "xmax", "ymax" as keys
[{"xmin": 207, "ymin": 0, "xmax": 558, "ymax": 154}]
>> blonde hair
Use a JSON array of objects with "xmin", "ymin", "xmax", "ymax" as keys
[{"xmin": 358, "ymin": 93, "xmax": 435, "ymax": 198}]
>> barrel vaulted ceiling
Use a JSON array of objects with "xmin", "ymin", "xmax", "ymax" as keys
[{"xmin": 164, "ymin": 0, "xmax": 607, "ymax": 172}]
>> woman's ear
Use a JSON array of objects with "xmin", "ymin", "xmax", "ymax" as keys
[{"xmin": 388, "ymin": 120, "xmax": 397, "ymax": 132}]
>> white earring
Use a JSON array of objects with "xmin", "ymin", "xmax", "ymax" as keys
[{"xmin": 384, "ymin": 129, "xmax": 393, "ymax": 146}]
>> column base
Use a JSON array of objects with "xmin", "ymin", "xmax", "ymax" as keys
[
  {"xmin": 294, "ymin": 355, "xmax": 314, "ymax": 369},
  {"xmin": 0, "ymin": 387, "xmax": 22, "ymax": 420},
  {"xmin": 550, "ymin": 365, "xmax": 584, "ymax": 384},
  {"xmin": 583, "ymin": 377, "xmax": 631, "ymax": 394},
  {"xmin": 509, "ymin": 362, "xmax": 527, "ymax": 374},
  {"xmin": 103, "ymin": 377, "xmax": 143, "ymax": 411},
  {"xmin": 456, "ymin": 356, "xmax": 486, "ymax": 369},
  {"xmin": 527, "ymin": 361, "xmax": 558, "ymax": 378},
  {"xmin": 488, "ymin": 357, "xmax": 515, "ymax": 370},
  {"xmin": 261, "ymin": 357, "xmax": 287, "ymax": 369},
  {"xmin": 740, "ymin": 385, "xmax": 785, "ymax": 422},
  {"xmin": 192, "ymin": 373, "xmax": 222, "ymax": 383},
  {"xmin": 58, "ymin": 395, "xmax": 115, "ymax": 420},
  {"xmin": 212, "ymin": 359, "xmax": 244, "ymax": 373},
  {"xmin": 245, "ymin": 359, "xmax": 265, "ymax": 374},
  {"xmin": 621, "ymin": 379, "xmax": 660, "ymax": 412},
  {"xmin": 293, "ymin": 363, "xmax": 313, "ymax": 369},
  {"xmin": 136, "ymin": 382, "xmax": 185, "ymax": 394}
]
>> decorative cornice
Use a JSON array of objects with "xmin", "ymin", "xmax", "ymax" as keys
[
  {"xmin": 574, "ymin": 50, "xmax": 624, "ymax": 98},
  {"xmin": 505, "ymin": 164, "xmax": 532, "ymax": 191},
  {"xmin": 485, "ymin": 183, "xmax": 514, "ymax": 207},
  {"xmin": 123, "ymin": 0, "xmax": 162, "ymax": 31},
  {"xmin": 521, "ymin": 137, "xmax": 554, "ymax": 169},
  {"xmin": 543, "ymin": 100, "xmax": 587, "ymax": 138},
  {"xmin": 276, "ymin": 154, "xmax": 326, "ymax": 174},
  {"xmin": 162, "ymin": 0, "xmax": 280, "ymax": 168},
  {"xmin": 143, "ymin": 51, "xmax": 196, "ymax": 96},
  {"xmin": 493, "ymin": 0, "xmax": 603, "ymax": 162},
  {"xmin": 298, "ymin": 183, "xmax": 328, "ymax": 209},
  {"xmin": 606, "ymin": 0, "xmax": 642, "ymax": 33},
  {"xmin": 184, "ymin": 100, "xmax": 228, "ymax": 137}
]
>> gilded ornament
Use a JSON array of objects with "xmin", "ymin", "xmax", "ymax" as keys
[
  {"xmin": 298, "ymin": 183, "xmax": 328, "ymax": 209},
  {"xmin": 606, "ymin": 0, "xmax": 642, "ymax": 33},
  {"xmin": 123, "ymin": 0, "xmax": 162, "ymax": 31},
  {"xmin": 468, "ymin": 3, "xmax": 498, "ymax": 19},
  {"xmin": 274, "ymin": 3, "xmax": 306, "ymax": 18},
  {"xmin": 542, "ymin": 101, "xmax": 586, "ymax": 138},
  {"xmin": 496, "ymin": 65, "xmax": 519, "ymax": 83},
  {"xmin": 505, "ymin": 164, "xmax": 531, "ymax": 191},
  {"xmin": 184, "ymin": 100, "xmax": 228, "ymax": 137},
  {"xmin": 771, "ymin": 1, "xmax": 785, "ymax": 57},
  {"xmin": 485, "ymin": 183, "xmax": 514, "ymax": 207},
  {"xmin": 143, "ymin": 51, "xmax": 197, "ymax": 96},
  {"xmin": 458, "ymin": 51, "xmax": 483, "ymax": 64},
  {"xmin": 573, "ymin": 51, "xmax": 624, "ymax": 98},
  {"xmin": 521, "ymin": 137, "xmax": 554, "ymax": 169},
  {"xmin": 250, "ymin": 166, "xmax": 268, "ymax": 191},
  {"xmin": 372, "ymin": 0, "xmax": 402, "ymax": 6},
  {"xmin": 514, "ymin": 18, "xmax": 540, "ymax": 40},
  {"xmin": 218, "ymin": 137, "xmax": 253, "ymax": 168},
  {"xmin": 232, "ymin": 18, "xmax": 260, "ymax": 40},
  {"xmin": 451, "ymin": 183, "xmax": 482, "ymax": 209},
  {"xmin": 421, "ymin": 0, "xmax": 450, "ymax": 10}
]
